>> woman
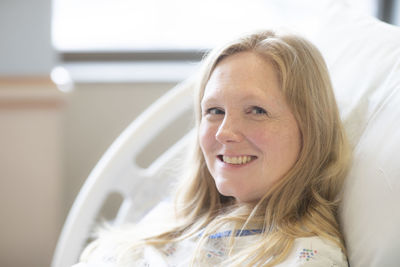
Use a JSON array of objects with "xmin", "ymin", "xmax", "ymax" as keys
[{"xmin": 75, "ymin": 30, "xmax": 351, "ymax": 266}]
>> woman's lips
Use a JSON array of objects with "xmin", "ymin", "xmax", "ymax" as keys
[{"xmin": 217, "ymin": 155, "xmax": 257, "ymax": 165}]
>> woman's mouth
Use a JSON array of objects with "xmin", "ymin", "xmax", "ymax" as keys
[{"xmin": 217, "ymin": 155, "xmax": 257, "ymax": 165}]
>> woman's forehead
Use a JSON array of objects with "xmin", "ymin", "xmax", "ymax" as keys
[{"xmin": 202, "ymin": 52, "xmax": 283, "ymax": 104}]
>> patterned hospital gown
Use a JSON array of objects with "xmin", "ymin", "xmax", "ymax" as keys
[{"xmin": 72, "ymin": 230, "xmax": 348, "ymax": 267}]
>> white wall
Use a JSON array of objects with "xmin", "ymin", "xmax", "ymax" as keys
[
  {"xmin": 0, "ymin": 0, "xmax": 55, "ymax": 75},
  {"xmin": 0, "ymin": 1, "xmax": 60, "ymax": 266},
  {"xmin": 0, "ymin": 80, "xmax": 64, "ymax": 267},
  {"xmin": 0, "ymin": 1, "xmax": 186, "ymax": 266}
]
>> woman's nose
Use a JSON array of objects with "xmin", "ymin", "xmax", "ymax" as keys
[{"xmin": 215, "ymin": 115, "xmax": 244, "ymax": 144}]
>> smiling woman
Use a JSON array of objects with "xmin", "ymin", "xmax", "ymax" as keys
[
  {"xmin": 199, "ymin": 52, "xmax": 302, "ymax": 204},
  {"xmin": 73, "ymin": 29, "xmax": 351, "ymax": 267}
]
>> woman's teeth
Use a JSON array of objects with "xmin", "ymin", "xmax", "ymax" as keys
[{"xmin": 222, "ymin": 155, "xmax": 253, "ymax": 165}]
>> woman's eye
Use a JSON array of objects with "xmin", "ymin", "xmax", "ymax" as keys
[
  {"xmin": 249, "ymin": 106, "xmax": 268, "ymax": 115},
  {"xmin": 206, "ymin": 108, "xmax": 224, "ymax": 115}
]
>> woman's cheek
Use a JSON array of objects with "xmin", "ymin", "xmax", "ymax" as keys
[
  {"xmin": 245, "ymin": 125, "xmax": 270, "ymax": 145},
  {"xmin": 199, "ymin": 121, "xmax": 212, "ymax": 150},
  {"xmin": 199, "ymin": 121, "xmax": 220, "ymax": 155}
]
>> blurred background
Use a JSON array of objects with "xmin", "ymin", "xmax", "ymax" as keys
[{"xmin": 0, "ymin": 0, "xmax": 398, "ymax": 266}]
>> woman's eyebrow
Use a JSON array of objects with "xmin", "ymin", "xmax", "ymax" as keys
[
  {"xmin": 239, "ymin": 94, "xmax": 271, "ymax": 105},
  {"xmin": 201, "ymin": 96, "xmax": 220, "ymax": 106}
]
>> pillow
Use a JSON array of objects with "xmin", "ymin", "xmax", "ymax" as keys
[{"xmin": 301, "ymin": 1, "xmax": 400, "ymax": 266}]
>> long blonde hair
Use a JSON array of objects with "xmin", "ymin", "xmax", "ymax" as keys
[{"xmin": 83, "ymin": 30, "xmax": 351, "ymax": 266}]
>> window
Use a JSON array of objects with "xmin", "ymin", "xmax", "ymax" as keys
[
  {"xmin": 51, "ymin": 0, "xmax": 383, "ymax": 87},
  {"xmin": 52, "ymin": 0, "xmax": 282, "ymax": 52}
]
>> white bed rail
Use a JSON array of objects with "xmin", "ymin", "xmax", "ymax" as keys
[{"xmin": 52, "ymin": 80, "xmax": 194, "ymax": 267}]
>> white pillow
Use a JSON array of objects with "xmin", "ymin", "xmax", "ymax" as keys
[{"xmin": 302, "ymin": 1, "xmax": 400, "ymax": 266}]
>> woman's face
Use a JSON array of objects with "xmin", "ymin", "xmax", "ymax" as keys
[{"xmin": 199, "ymin": 52, "xmax": 302, "ymax": 203}]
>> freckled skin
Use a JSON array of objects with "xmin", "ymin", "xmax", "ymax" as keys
[{"xmin": 199, "ymin": 52, "xmax": 302, "ymax": 203}]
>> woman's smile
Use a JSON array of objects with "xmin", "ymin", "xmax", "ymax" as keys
[{"xmin": 218, "ymin": 155, "xmax": 257, "ymax": 165}]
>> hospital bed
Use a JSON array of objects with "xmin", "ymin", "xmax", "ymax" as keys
[{"xmin": 52, "ymin": 1, "xmax": 400, "ymax": 266}]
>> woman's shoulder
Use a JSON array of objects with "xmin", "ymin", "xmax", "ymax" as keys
[
  {"xmin": 70, "ymin": 238, "xmax": 120, "ymax": 267},
  {"xmin": 71, "ymin": 237, "xmax": 148, "ymax": 267},
  {"xmin": 71, "ymin": 201, "xmax": 175, "ymax": 267},
  {"xmin": 275, "ymin": 236, "xmax": 348, "ymax": 267}
]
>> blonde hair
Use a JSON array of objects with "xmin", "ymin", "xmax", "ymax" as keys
[{"xmin": 83, "ymin": 30, "xmax": 351, "ymax": 266}]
